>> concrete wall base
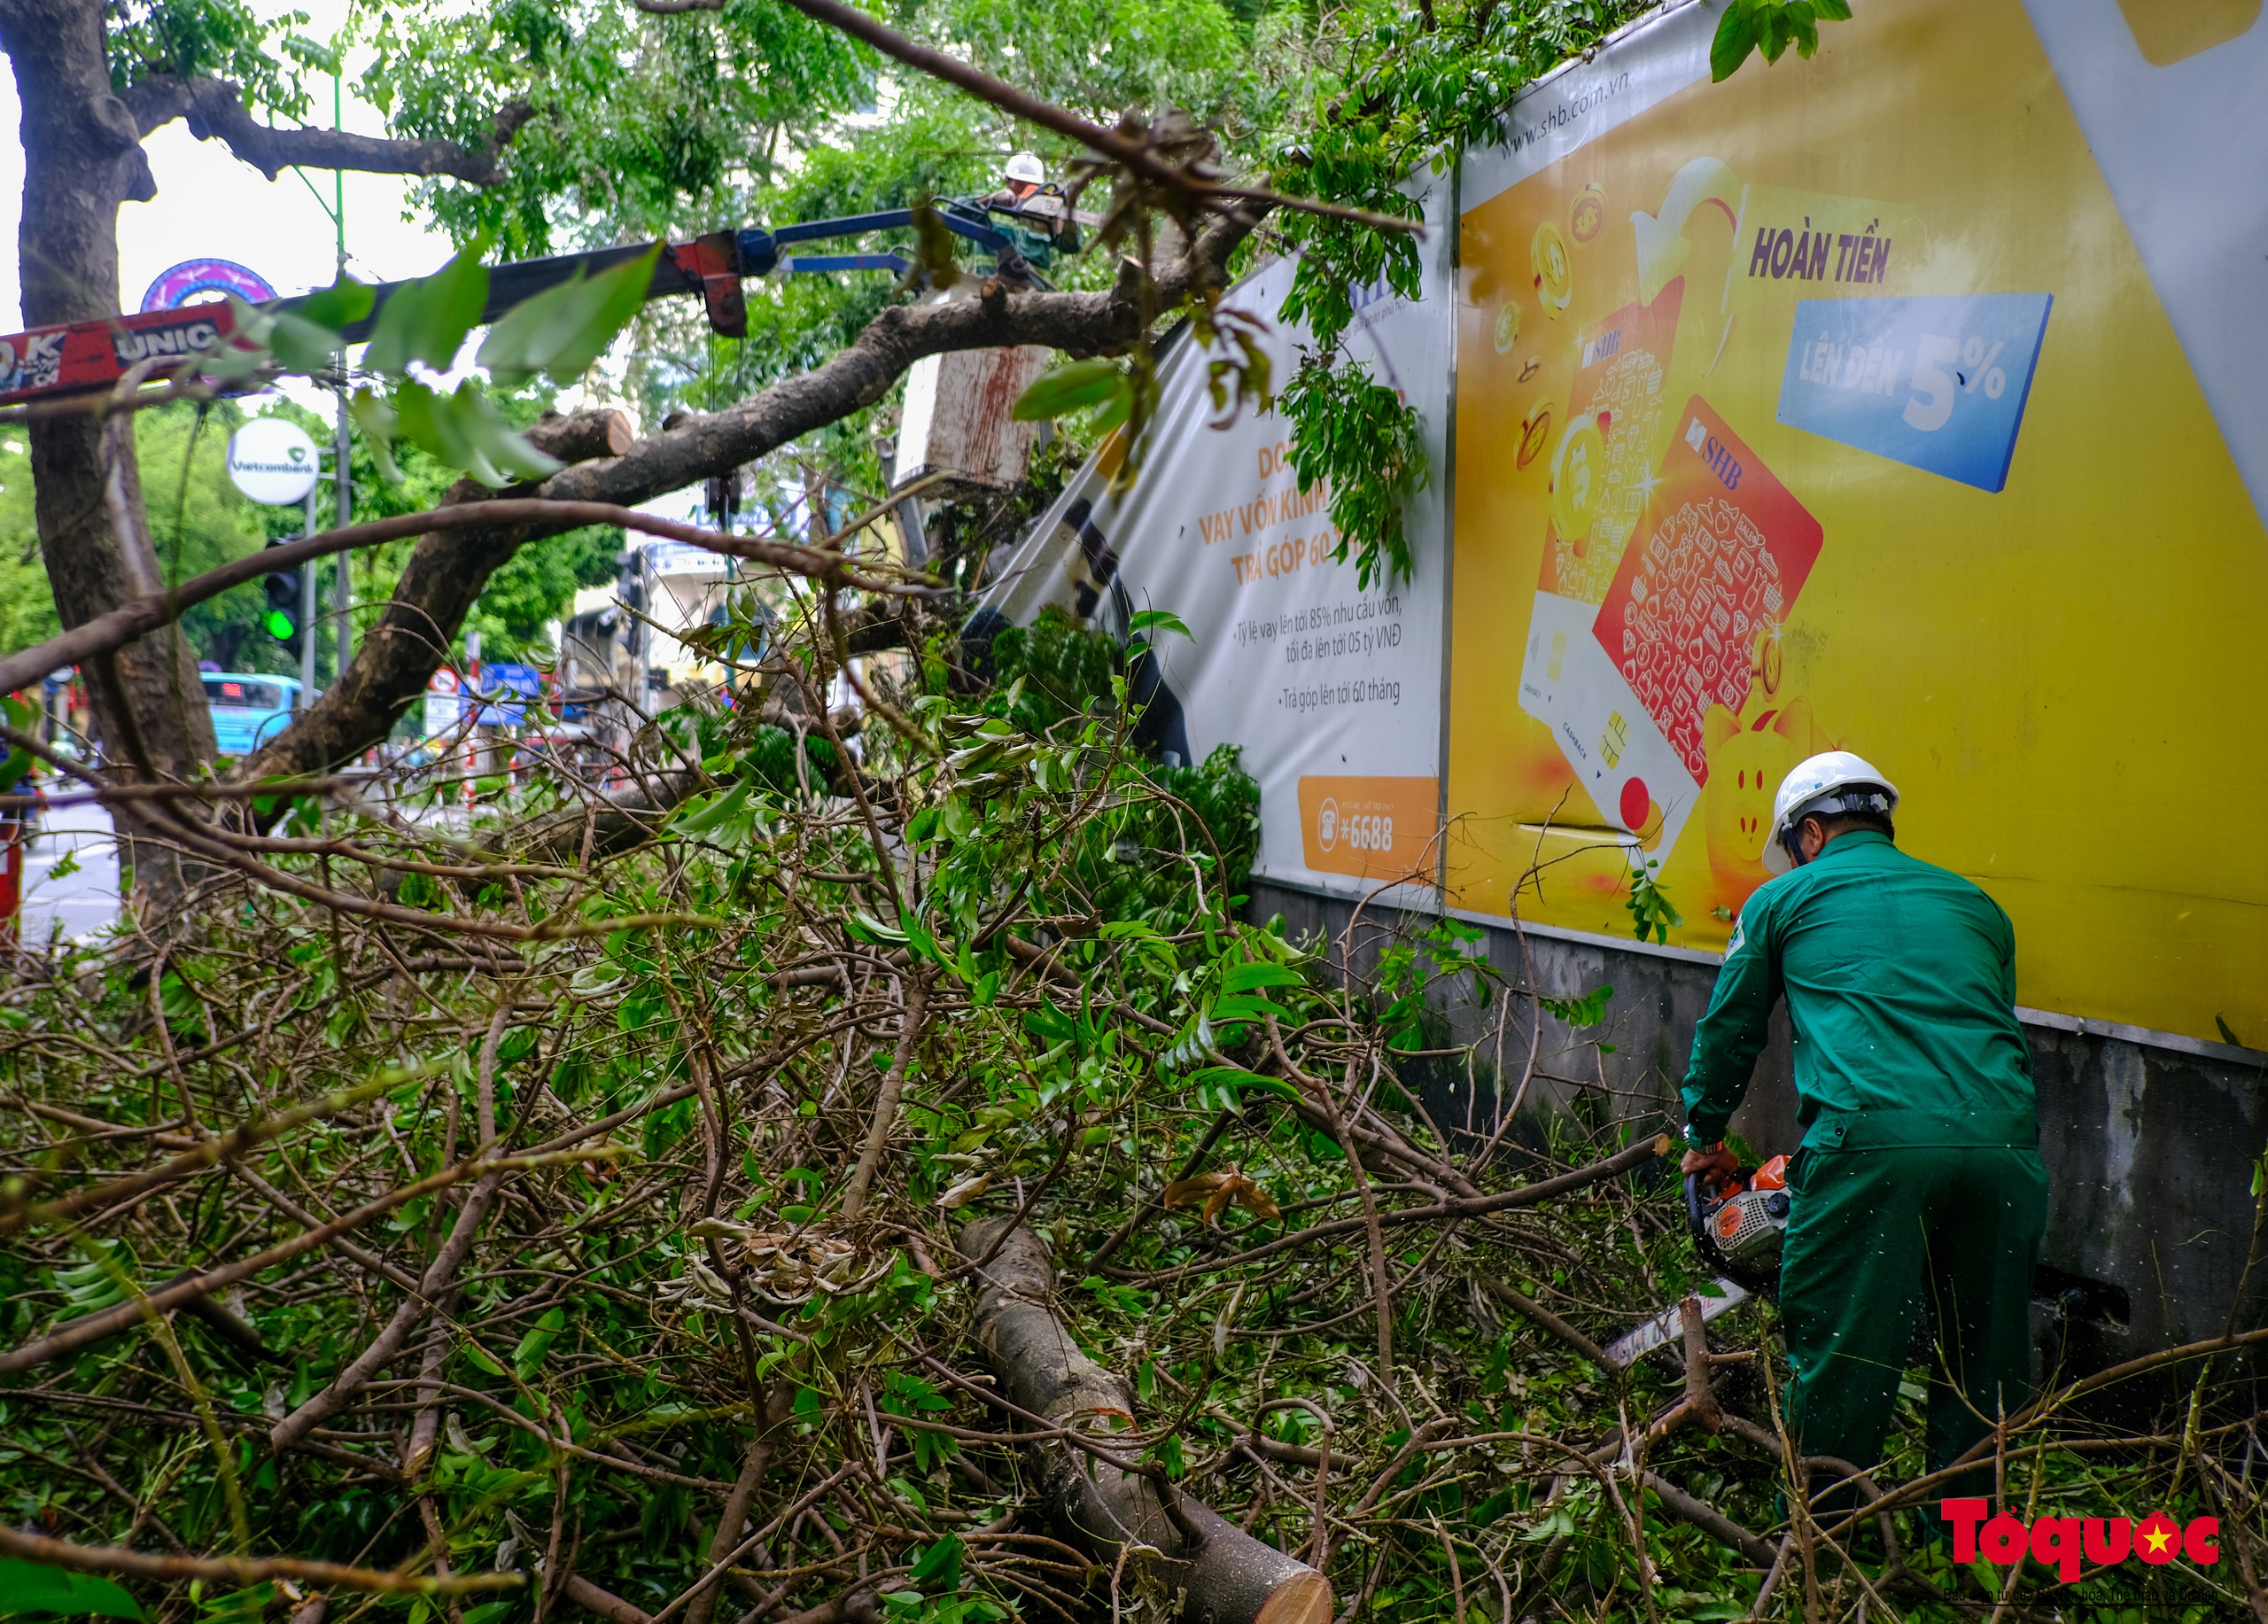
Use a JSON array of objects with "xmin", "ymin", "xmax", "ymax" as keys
[{"xmin": 1247, "ymin": 877, "xmax": 2268, "ymax": 1368}]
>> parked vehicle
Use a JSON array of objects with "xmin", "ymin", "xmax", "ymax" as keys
[{"xmin": 202, "ymin": 672, "xmax": 301, "ymax": 757}]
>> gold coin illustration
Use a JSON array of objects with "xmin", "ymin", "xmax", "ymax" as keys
[
  {"xmin": 1571, "ymin": 183, "xmax": 1606, "ymax": 243},
  {"xmin": 1532, "ymin": 221, "xmax": 1573, "ymax": 314},
  {"xmin": 1549, "ymin": 416, "xmax": 1605, "ymax": 538},
  {"xmin": 1494, "ymin": 299, "xmax": 1522, "ymax": 354},
  {"xmin": 1517, "ymin": 402, "xmax": 1553, "ymax": 470}
]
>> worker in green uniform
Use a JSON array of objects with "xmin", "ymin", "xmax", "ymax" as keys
[
  {"xmin": 967, "ymin": 152, "xmax": 1080, "ymax": 278},
  {"xmin": 1679, "ymin": 751, "xmax": 2046, "ymax": 1518}
]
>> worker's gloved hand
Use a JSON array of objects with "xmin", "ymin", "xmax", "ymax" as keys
[{"xmin": 1681, "ymin": 1141, "xmax": 1739, "ymax": 1179}]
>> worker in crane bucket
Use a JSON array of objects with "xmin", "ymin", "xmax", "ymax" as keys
[
  {"xmin": 977, "ymin": 152, "xmax": 1080, "ymax": 268},
  {"xmin": 1678, "ymin": 751, "xmax": 2046, "ymax": 1524}
]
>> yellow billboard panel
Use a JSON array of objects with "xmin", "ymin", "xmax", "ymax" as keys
[{"xmin": 1446, "ymin": 0, "xmax": 2268, "ymax": 1046}]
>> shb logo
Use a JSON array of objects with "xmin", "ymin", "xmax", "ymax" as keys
[{"xmin": 1317, "ymin": 798, "xmax": 1339, "ymax": 851}]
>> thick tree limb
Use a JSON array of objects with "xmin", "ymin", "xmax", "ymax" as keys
[
  {"xmin": 563, "ymin": 1576, "xmax": 652, "ymax": 1624},
  {"xmin": 957, "ymin": 1217, "xmax": 1331, "ymax": 1624},
  {"xmin": 120, "ymin": 74, "xmax": 530, "ymax": 183},
  {"xmin": 772, "ymin": 0, "xmax": 1416, "ymax": 237},
  {"xmin": 1678, "ymin": 1296, "xmax": 1723, "ymax": 1434},
  {"xmin": 237, "ymin": 214, "xmax": 1260, "ymax": 790}
]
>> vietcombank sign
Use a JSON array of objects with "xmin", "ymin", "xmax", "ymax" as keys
[{"xmin": 988, "ymin": 0, "xmax": 2268, "ymax": 1052}]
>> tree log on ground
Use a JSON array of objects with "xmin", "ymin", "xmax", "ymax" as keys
[{"xmin": 957, "ymin": 1216, "xmax": 1332, "ymax": 1624}]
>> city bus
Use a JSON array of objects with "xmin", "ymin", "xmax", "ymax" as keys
[{"xmin": 201, "ymin": 672, "xmax": 301, "ymax": 757}]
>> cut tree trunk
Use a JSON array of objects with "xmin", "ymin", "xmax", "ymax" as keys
[
  {"xmin": 956, "ymin": 1217, "xmax": 1330, "ymax": 1624},
  {"xmin": 1, "ymin": 0, "xmax": 220, "ymax": 911}
]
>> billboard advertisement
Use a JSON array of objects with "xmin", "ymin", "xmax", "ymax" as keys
[
  {"xmin": 980, "ymin": 178, "xmax": 1453, "ymax": 901},
  {"xmin": 1444, "ymin": 0, "xmax": 2268, "ymax": 1045}
]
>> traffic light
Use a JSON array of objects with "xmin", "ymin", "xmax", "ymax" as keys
[{"xmin": 260, "ymin": 540, "xmax": 302, "ymax": 650}]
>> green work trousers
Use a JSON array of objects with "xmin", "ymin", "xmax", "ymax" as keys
[{"xmin": 1779, "ymin": 1109, "xmax": 2047, "ymax": 1504}]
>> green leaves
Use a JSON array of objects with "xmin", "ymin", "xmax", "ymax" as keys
[
  {"xmin": 1279, "ymin": 354, "xmax": 1428, "ymax": 591},
  {"xmin": 1542, "ymin": 984, "xmax": 1613, "ymax": 1029},
  {"xmin": 1624, "ymin": 857, "xmax": 1684, "ymax": 946},
  {"xmin": 54, "ymin": 1239, "xmax": 138, "ymax": 1317},
  {"xmin": 513, "ymin": 1305, "xmax": 566, "ymax": 1379},
  {"xmin": 0, "ymin": 1561, "xmax": 144, "ymax": 1620},
  {"xmin": 1712, "ymin": 0, "xmax": 1854, "ymax": 82},
  {"xmin": 1219, "ymin": 960, "xmax": 1301, "ymax": 994},
  {"xmin": 389, "ymin": 381, "xmax": 564, "ymax": 491},
  {"xmin": 478, "ymin": 246, "xmax": 660, "ymax": 387},
  {"xmin": 1012, "ymin": 355, "xmax": 1157, "ymax": 470},
  {"xmin": 1012, "ymin": 358, "xmax": 1126, "ymax": 422},
  {"xmin": 365, "ymin": 240, "xmax": 492, "ymax": 375},
  {"xmin": 675, "ymin": 779, "xmax": 757, "ymax": 841},
  {"xmin": 1125, "ymin": 609, "xmax": 1192, "ymax": 665},
  {"xmin": 300, "ymin": 274, "xmax": 376, "ymax": 331},
  {"xmin": 906, "ymin": 1535, "xmax": 964, "ymax": 1592}
]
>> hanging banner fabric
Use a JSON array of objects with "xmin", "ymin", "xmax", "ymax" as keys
[
  {"xmin": 1445, "ymin": 0, "xmax": 2268, "ymax": 1045},
  {"xmin": 979, "ymin": 176, "xmax": 1453, "ymax": 901}
]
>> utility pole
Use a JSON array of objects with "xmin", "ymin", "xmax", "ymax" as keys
[
  {"xmin": 299, "ymin": 481, "xmax": 318, "ymax": 703},
  {"xmin": 330, "ymin": 66, "xmax": 353, "ymax": 688}
]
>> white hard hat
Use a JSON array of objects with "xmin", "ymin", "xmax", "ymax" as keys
[
  {"xmin": 1763, "ymin": 750, "xmax": 1899, "ymax": 873},
  {"xmin": 1005, "ymin": 152, "xmax": 1045, "ymax": 186}
]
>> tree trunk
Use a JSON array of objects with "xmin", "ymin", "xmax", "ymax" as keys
[
  {"xmin": 957, "ymin": 1217, "xmax": 1330, "ymax": 1624},
  {"xmin": 2, "ymin": 0, "xmax": 219, "ymax": 910},
  {"xmin": 233, "ymin": 408, "xmax": 635, "ymax": 799}
]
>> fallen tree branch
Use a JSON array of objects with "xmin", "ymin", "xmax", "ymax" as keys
[
  {"xmin": 1146, "ymin": 1135, "xmax": 1671, "ymax": 1278},
  {"xmin": 957, "ymin": 1216, "xmax": 1332, "ymax": 1624},
  {"xmin": 2, "ymin": 1074, "xmax": 399, "ymax": 1233},
  {"xmin": 0, "ymin": 1146, "xmax": 617, "ymax": 1374},
  {"xmin": 1475, "ymin": 1273, "xmax": 1608, "ymax": 1367},
  {"xmin": 0, "ymin": 1524, "xmax": 521, "ymax": 1596},
  {"xmin": 0, "ymin": 499, "xmax": 888, "ymax": 710}
]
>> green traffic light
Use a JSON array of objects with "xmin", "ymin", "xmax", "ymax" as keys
[{"xmin": 264, "ymin": 610, "xmax": 297, "ymax": 640}]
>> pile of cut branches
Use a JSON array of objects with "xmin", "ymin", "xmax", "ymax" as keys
[{"xmin": 1, "ymin": 556, "xmax": 2262, "ymax": 1624}]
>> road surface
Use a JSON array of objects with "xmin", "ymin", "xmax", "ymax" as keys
[{"xmin": 20, "ymin": 802, "xmax": 121, "ymax": 946}]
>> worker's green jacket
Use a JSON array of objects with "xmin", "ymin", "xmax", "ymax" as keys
[{"xmin": 1681, "ymin": 831, "xmax": 2035, "ymax": 1146}]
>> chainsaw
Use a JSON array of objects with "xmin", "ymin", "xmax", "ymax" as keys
[
  {"xmin": 1687, "ymin": 1154, "xmax": 1792, "ymax": 1293},
  {"xmin": 1606, "ymin": 1149, "xmax": 2132, "ymax": 1370},
  {"xmin": 1598, "ymin": 1155, "xmax": 1790, "ymax": 1368}
]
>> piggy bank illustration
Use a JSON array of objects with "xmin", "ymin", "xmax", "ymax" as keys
[{"xmin": 1702, "ymin": 697, "xmax": 1820, "ymax": 902}]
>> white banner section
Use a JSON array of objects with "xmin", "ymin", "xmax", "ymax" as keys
[{"xmin": 978, "ymin": 183, "xmax": 1451, "ymax": 901}]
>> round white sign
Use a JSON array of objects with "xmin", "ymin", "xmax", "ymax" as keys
[
  {"xmin": 429, "ymin": 668, "xmax": 462, "ymax": 695},
  {"xmin": 225, "ymin": 418, "xmax": 320, "ymax": 505}
]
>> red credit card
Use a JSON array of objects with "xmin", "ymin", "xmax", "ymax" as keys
[{"xmin": 1590, "ymin": 398, "xmax": 1823, "ymax": 784}]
